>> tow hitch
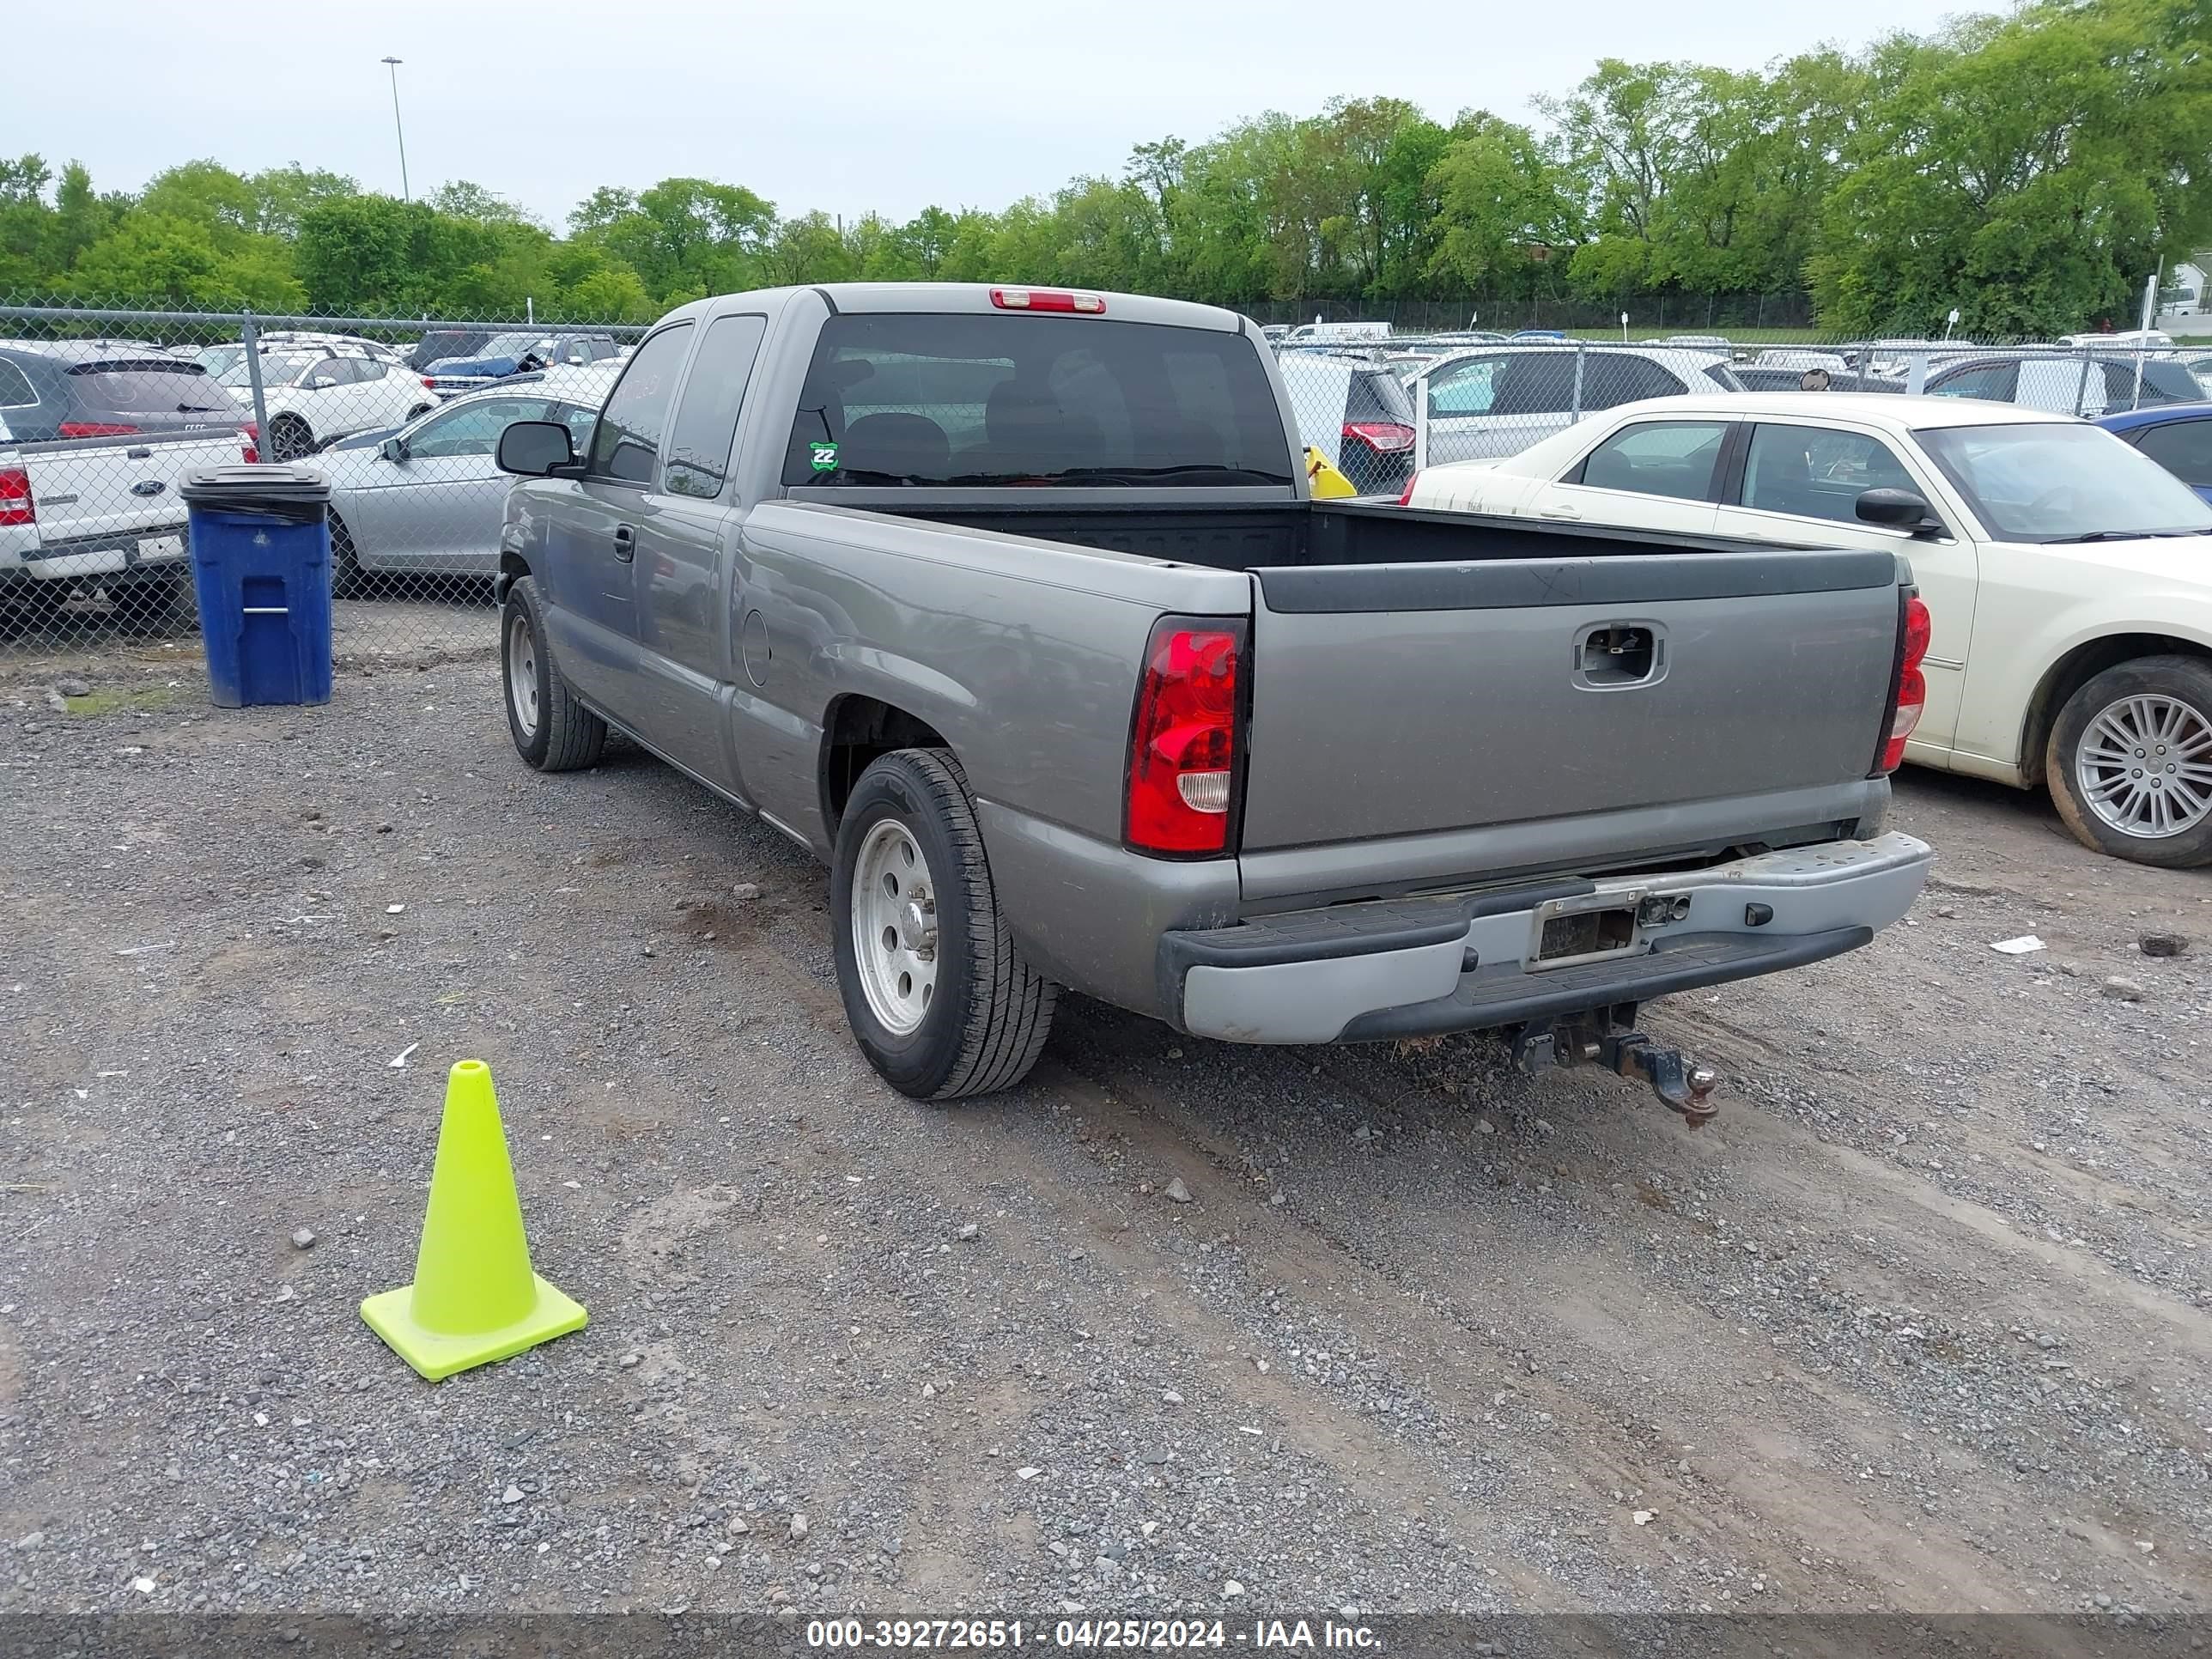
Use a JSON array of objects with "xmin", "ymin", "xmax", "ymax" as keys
[{"xmin": 1510, "ymin": 1022, "xmax": 1720, "ymax": 1127}]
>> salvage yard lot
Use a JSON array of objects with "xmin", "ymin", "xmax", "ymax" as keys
[{"xmin": 3, "ymin": 657, "xmax": 2209, "ymax": 1617}]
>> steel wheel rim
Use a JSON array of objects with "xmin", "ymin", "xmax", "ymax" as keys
[
  {"xmin": 851, "ymin": 818, "xmax": 939, "ymax": 1036},
  {"xmin": 2075, "ymin": 692, "xmax": 2212, "ymax": 839},
  {"xmin": 506, "ymin": 611, "xmax": 539, "ymax": 738}
]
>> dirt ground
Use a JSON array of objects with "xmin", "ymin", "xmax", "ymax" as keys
[{"xmin": 2, "ymin": 647, "xmax": 2208, "ymax": 1623}]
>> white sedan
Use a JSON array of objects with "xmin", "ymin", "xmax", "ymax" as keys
[
  {"xmin": 215, "ymin": 347, "xmax": 430, "ymax": 459},
  {"xmin": 1403, "ymin": 392, "xmax": 2212, "ymax": 867}
]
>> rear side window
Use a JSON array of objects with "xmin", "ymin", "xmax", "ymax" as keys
[
  {"xmin": 782, "ymin": 313, "xmax": 1294, "ymax": 487},
  {"xmin": 0, "ymin": 361, "xmax": 36, "ymax": 406},
  {"xmin": 587, "ymin": 322, "xmax": 694, "ymax": 485},
  {"xmin": 663, "ymin": 314, "xmax": 768, "ymax": 499},
  {"xmin": 1345, "ymin": 368, "xmax": 1414, "ymax": 425},
  {"xmin": 68, "ymin": 363, "xmax": 236, "ymax": 415},
  {"xmin": 1572, "ymin": 420, "xmax": 1730, "ymax": 499},
  {"xmin": 2134, "ymin": 419, "xmax": 2212, "ymax": 488},
  {"xmin": 2106, "ymin": 360, "xmax": 2205, "ymax": 409},
  {"xmin": 1928, "ymin": 362, "xmax": 2016, "ymax": 401},
  {"xmin": 1425, "ymin": 356, "xmax": 1500, "ymax": 416},
  {"xmin": 1492, "ymin": 352, "xmax": 1577, "ymax": 416},
  {"xmin": 1580, "ymin": 356, "xmax": 1686, "ymax": 411}
]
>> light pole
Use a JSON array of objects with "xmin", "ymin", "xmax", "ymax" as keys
[{"xmin": 380, "ymin": 57, "xmax": 410, "ymax": 202}]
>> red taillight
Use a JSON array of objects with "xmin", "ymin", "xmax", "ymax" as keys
[
  {"xmin": 990, "ymin": 287, "xmax": 1106, "ymax": 314},
  {"xmin": 422, "ymin": 375, "xmax": 437, "ymax": 388},
  {"xmin": 1127, "ymin": 618, "xmax": 1244, "ymax": 856},
  {"xmin": 1343, "ymin": 421, "xmax": 1415, "ymax": 454},
  {"xmin": 1881, "ymin": 593, "xmax": 1933, "ymax": 773},
  {"xmin": 240, "ymin": 422, "xmax": 259, "ymax": 464},
  {"xmin": 1395, "ymin": 471, "xmax": 1420, "ymax": 507},
  {"xmin": 58, "ymin": 421, "xmax": 138, "ymax": 439},
  {"xmin": 0, "ymin": 465, "xmax": 31, "ymax": 527}
]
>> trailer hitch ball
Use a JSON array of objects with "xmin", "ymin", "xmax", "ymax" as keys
[{"xmin": 1600, "ymin": 1033, "xmax": 1721, "ymax": 1127}]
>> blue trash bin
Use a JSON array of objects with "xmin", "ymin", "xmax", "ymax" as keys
[{"xmin": 179, "ymin": 465, "xmax": 334, "ymax": 708}]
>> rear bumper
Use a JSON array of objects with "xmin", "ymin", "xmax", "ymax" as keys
[
  {"xmin": 1162, "ymin": 832, "xmax": 1931, "ymax": 1044},
  {"xmin": 2, "ymin": 523, "xmax": 189, "ymax": 582}
]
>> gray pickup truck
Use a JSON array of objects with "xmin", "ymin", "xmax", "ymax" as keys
[{"xmin": 491, "ymin": 283, "xmax": 1932, "ymax": 1121}]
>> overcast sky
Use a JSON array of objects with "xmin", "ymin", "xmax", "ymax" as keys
[{"xmin": 18, "ymin": 0, "xmax": 1972, "ymax": 229}]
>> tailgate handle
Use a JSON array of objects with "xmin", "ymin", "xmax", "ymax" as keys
[{"xmin": 1575, "ymin": 623, "xmax": 1662, "ymax": 690}]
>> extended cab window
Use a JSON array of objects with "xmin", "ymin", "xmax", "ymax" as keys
[
  {"xmin": 663, "ymin": 314, "xmax": 767, "ymax": 499},
  {"xmin": 783, "ymin": 313, "xmax": 1294, "ymax": 488},
  {"xmin": 587, "ymin": 323, "xmax": 693, "ymax": 485}
]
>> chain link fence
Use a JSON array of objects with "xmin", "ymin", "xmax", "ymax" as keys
[
  {"xmin": 3, "ymin": 299, "xmax": 2209, "ymax": 669},
  {"xmin": 0, "ymin": 301, "xmax": 646, "ymax": 669}
]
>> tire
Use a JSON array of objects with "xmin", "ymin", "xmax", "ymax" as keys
[
  {"xmin": 2045, "ymin": 653, "xmax": 2212, "ymax": 868},
  {"xmin": 329, "ymin": 512, "xmax": 365, "ymax": 600},
  {"xmin": 268, "ymin": 416, "xmax": 313, "ymax": 462},
  {"xmin": 501, "ymin": 575, "xmax": 605, "ymax": 771},
  {"xmin": 113, "ymin": 570, "xmax": 198, "ymax": 636},
  {"xmin": 830, "ymin": 748, "xmax": 1058, "ymax": 1100}
]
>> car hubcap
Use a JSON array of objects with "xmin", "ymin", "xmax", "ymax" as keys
[
  {"xmin": 852, "ymin": 819, "xmax": 939, "ymax": 1036},
  {"xmin": 507, "ymin": 612, "xmax": 539, "ymax": 738},
  {"xmin": 2076, "ymin": 693, "xmax": 2212, "ymax": 838}
]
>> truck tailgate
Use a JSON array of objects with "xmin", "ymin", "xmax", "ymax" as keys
[
  {"xmin": 1237, "ymin": 548, "xmax": 1905, "ymax": 899},
  {"xmin": 19, "ymin": 431, "xmax": 242, "ymax": 544}
]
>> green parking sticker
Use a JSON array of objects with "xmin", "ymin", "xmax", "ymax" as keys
[{"xmin": 809, "ymin": 441, "xmax": 839, "ymax": 472}]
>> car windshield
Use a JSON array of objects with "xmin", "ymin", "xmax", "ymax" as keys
[
  {"xmin": 220, "ymin": 352, "xmax": 317, "ymax": 387},
  {"xmin": 1919, "ymin": 422, "xmax": 2212, "ymax": 542}
]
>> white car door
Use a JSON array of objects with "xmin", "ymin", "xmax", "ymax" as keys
[
  {"xmin": 1419, "ymin": 350, "xmax": 1577, "ymax": 464},
  {"xmin": 1712, "ymin": 418, "xmax": 1978, "ymax": 756},
  {"xmin": 346, "ymin": 357, "xmax": 422, "ymax": 429},
  {"xmin": 1512, "ymin": 416, "xmax": 1731, "ymax": 535}
]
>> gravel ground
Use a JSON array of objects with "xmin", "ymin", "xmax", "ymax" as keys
[{"xmin": 2, "ymin": 650, "xmax": 2209, "ymax": 1622}]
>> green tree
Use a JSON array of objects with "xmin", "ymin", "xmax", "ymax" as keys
[
  {"xmin": 1427, "ymin": 114, "xmax": 1580, "ymax": 297},
  {"xmin": 70, "ymin": 213, "xmax": 303, "ymax": 308}
]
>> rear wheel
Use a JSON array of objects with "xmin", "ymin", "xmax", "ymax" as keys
[
  {"xmin": 268, "ymin": 415, "xmax": 313, "ymax": 462},
  {"xmin": 830, "ymin": 748, "xmax": 1057, "ymax": 1099},
  {"xmin": 501, "ymin": 575, "xmax": 605, "ymax": 771},
  {"xmin": 328, "ymin": 513, "xmax": 366, "ymax": 599},
  {"xmin": 2046, "ymin": 654, "xmax": 2212, "ymax": 868}
]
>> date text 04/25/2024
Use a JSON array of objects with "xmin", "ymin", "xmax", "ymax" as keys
[{"xmin": 804, "ymin": 1620, "xmax": 1382, "ymax": 1650}]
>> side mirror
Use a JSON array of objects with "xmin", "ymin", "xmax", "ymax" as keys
[
  {"xmin": 1856, "ymin": 487, "xmax": 1943, "ymax": 534},
  {"xmin": 497, "ymin": 419, "xmax": 580, "ymax": 477},
  {"xmin": 378, "ymin": 435, "xmax": 408, "ymax": 463}
]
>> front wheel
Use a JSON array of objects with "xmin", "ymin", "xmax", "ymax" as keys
[
  {"xmin": 2046, "ymin": 654, "xmax": 2212, "ymax": 867},
  {"xmin": 830, "ymin": 748, "xmax": 1058, "ymax": 1099},
  {"xmin": 267, "ymin": 416, "xmax": 313, "ymax": 462},
  {"xmin": 501, "ymin": 575, "xmax": 605, "ymax": 771}
]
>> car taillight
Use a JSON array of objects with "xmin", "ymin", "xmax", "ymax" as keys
[
  {"xmin": 0, "ymin": 465, "xmax": 32, "ymax": 526},
  {"xmin": 1127, "ymin": 617, "xmax": 1244, "ymax": 856},
  {"xmin": 422, "ymin": 376, "xmax": 437, "ymax": 388},
  {"xmin": 240, "ymin": 422, "xmax": 259, "ymax": 464},
  {"xmin": 1880, "ymin": 592, "xmax": 1933, "ymax": 774},
  {"xmin": 1395, "ymin": 471, "xmax": 1420, "ymax": 506},
  {"xmin": 990, "ymin": 287, "xmax": 1106, "ymax": 314},
  {"xmin": 58, "ymin": 421, "xmax": 138, "ymax": 439},
  {"xmin": 1344, "ymin": 421, "xmax": 1415, "ymax": 454}
]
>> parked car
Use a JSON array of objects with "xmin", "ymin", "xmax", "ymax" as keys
[
  {"xmin": 422, "ymin": 332, "xmax": 625, "ymax": 400},
  {"xmin": 1733, "ymin": 366, "xmax": 1904, "ymax": 393},
  {"xmin": 1279, "ymin": 351, "xmax": 1419, "ymax": 493},
  {"xmin": 316, "ymin": 366, "xmax": 616, "ymax": 592},
  {"xmin": 1, "ymin": 420, "xmax": 257, "ymax": 627},
  {"xmin": 2096, "ymin": 404, "xmax": 2212, "ymax": 505},
  {"xmin": 2181, "ymin": 349, "xmax": 2212, "ymax": 397},
  {"xmin": 1402, "ymin": 392, "xmax": 2212, "ymax": 866},
  {"xmin": 2057, "ymin": 330, "xmax": 2175, "ymax": 355},
  {"xmin": 1923, "ymin": 352, "xmax": 2206, "ymax": 414},
  {"xmin": 406, "ymin": 329, "xmax": 500, "ymax": 374},
  {"xmin": 487, "ymin": 282, "xmax": 1929, "ymax": 1107},
  {"xmin": 1510, "ymin": 328, "xmax": 1568, "ymax": 341},
  {"xmin": 1282, "ymin": 320, "xmax": 1390, "ymax": 343},
  {"xmin": 1402, "ymin": 343, "xmax": 1742, "ymax": 464},
  {"xmin": 1754, "ymin": 349, "xmax": 1850, "ymax": 374},
  {"xmin": 0, "ymin": 342, "xmax": 248, "ymax": 442},
  {"xmin": 1655, "ymin": 334, "xmax": 1733, "ymax": 352},
  {"xmin": 213, "ymin": 346, "xmax": 428, "ymax": 459}
]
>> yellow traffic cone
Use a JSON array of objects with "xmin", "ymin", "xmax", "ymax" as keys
[{"xmin": 360, "ymin": 1060, "xmax": 586, "ymax": 1381}]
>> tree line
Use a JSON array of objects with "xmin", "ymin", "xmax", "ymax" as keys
[{"xmin": 0, "ymin": 0, "xmax": 2203, "ymax": 338}]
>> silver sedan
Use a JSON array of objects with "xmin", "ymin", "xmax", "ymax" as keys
[{"xmin": 319, "ymin": 370, "xmax": 613, "ymax": 592}]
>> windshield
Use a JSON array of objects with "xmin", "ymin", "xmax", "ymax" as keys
[
  {"xmin": 220, "ymin": 352, "xmax": 316, "ymax": 388},
  {"xmin": 196, "ymin": 344, "xmax": 245, "ymax": 378},
  {"xmin": 1919, "ymin": 422, "xmax": 2212, "ymax": 542}
]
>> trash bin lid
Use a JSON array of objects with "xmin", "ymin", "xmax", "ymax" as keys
[{"xmin": 180, "ymin": 463, "xmax": 331, "ymax": 507}]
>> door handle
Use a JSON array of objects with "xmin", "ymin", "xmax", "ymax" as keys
[
  {"xmin": 611, "ymin": 524, "xmax": 635, "ymax": 562},
  {"xmin": 1540, "ymin": 504, "xmax": 1582, "ymax": 520}
]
